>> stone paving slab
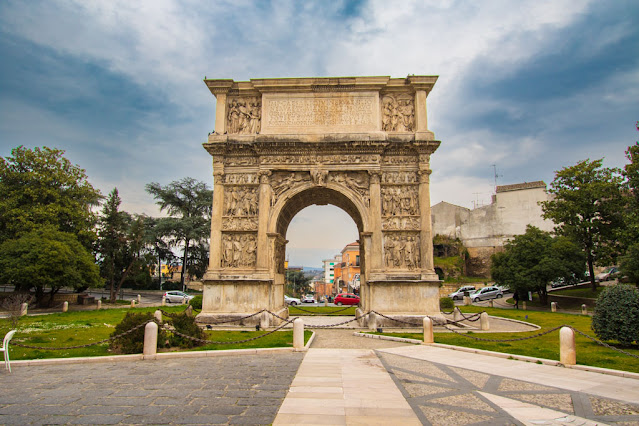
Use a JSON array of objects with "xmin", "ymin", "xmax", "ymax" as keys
[{"xmin": 0, "ymin": 353, "xmax": 303, "ymax": 425}]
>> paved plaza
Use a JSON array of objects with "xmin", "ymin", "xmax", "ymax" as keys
[{"xmin": 2, "ymin": 330, "xmax": 639, "ymax": 425}]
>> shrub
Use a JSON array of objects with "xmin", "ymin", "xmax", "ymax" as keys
[
  {"xmin": 161, "ymin": 281, "xmax": 182, "ymax": 291},
  {"xmin": 109, "ymin": 312, "xmax": 165, "ymax": 354},
  {"xmin": 440, "ymin": 297, "xmax": 454, "ymax": 310},
  {"xmin": 190, "ymin": 295, "xmax": 203, "ymax": 310},
  {"xmin": 592, "ymin": 284, "xmax": 639, "ymax": 345},
  {"xmin": 168, "ymin": 313, "xmax": 205, "ymax": 348}
]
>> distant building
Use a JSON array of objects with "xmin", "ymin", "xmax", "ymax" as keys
[
  {"xmin": 431, "ymin": 181, "xmax": 555, "ymax": 276},
  {"xmin": 322, "ymin": 255, "xmax": 341, "ymax": 284},
  {"xmin": 333, "ymin": 242, "xmax": 361, "ymax": 294}
]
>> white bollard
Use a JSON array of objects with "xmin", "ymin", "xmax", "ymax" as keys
[
  {"xmin": 62, "ymin": 301, "xmax": 68, "ymax": 312},
  {"xmin": 453, "ymin": 307, "xmax": 462, "ymax": 322},
  {"xmin": 137, "ymin": 294, "xmax": 141, "ymax": 304},
  {"xmin": 260, "ymin": 311, "xmax": 270, "ymax": 329},
  {"xmin": 182, "ymin": 297, "xmax": 186, "ymax": 305},
  {"xmin": 185, "ymin": 305, "xmax": 193, "ymax": 317},
  {"xmin": 560, "ymin": 326, "xmax": 576, "ymax": 365},
  {"xmin": 20, "ymin": 302, "xmax": 28, "ymax": 316},
  {"xmin": 480, "ymin": 312, "xmax": 490, "ymax": 331},
  {"xmin": 463, "ymin": 296, "xmax": 471, "ymax": 306},
  {"xmin": 368, "ymin": 312, "xmax": 378, "ymax": 330},
  {"xmin": 131, "ymin": 299, "xmax": 135, "ymax": 308},
  {"xmin": 551, "ymin": 302, "xmax": 557, "ymax": 312},
  {"xmin": 143, "ymin": 322, "xmax": 158, "ymax": 357},
  {"xmin": 97, "ymin": 299, "xmax": 102, "ymax": 310},
  {"xmin": 423, "ymin": 317, "xmax": 434, "ymax": 344},
  {"xmin": 324, "ymin": 299, "xmax": 328, "ymax": 307},
  {"xmin": 522, "ymin": 301, "xmax": 527, "ymax": 311},
  {"xmin": 154, "ymin": 309, "xmax": 162, "ymax": 324},
  {"xmin": 293, "ymin": 318, "xmax": 304, "ymax": 350},
  {"xmin": 355, "ymin": 308, "xmax": 363, "ymax": 320},
  {"xmin": 488, "ymin": 300, "xmax": 494, "ymax": 308},
  {"xmin": 581, "ymin": 304, "xmax": 587, "ymax": 315},
  {"xmin": 161, "ymin": 296, "xmax": 166, "ymax": 306}
]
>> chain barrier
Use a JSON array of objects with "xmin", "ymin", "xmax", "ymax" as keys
[
  {"xmin": 305, "ymin": 316, "xmax": 365, "ymax": 328},
  {"xmin": 11, "ymin": 320, "xmax": 156, "ymax": 350},
  {"xmin": 163, "ymin": 317, "xmax": 298, "ymax": 345},
  {"xmin": 454, "ymin": 307, "xmax": 483, "ymax": 322},
  {"xmin": 571, "ymin": 327, "xmax": 639, "ymax": 359},
  {"xmin": 265, "ymin": 310, "xmax": 290, "ymax": 322},
  {"xmin": 442, "ymin": 324, "xmax": 565, "ymax": 342},
  {"xmin": 440, "ymin": 308, "xmax": 455, "ymax": 315},
  {"xmin": 289, "ymin": 305, "xmax": 354, "ymax": 315},
  {"xmin": 371, "ymin": 310, "xmax": 424, "ymax": 327}
]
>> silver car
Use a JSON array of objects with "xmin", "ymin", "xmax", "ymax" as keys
[
  {"xmin": 448, "ymin": 286, "xmax": 477, "ymax": 301},
  {"xmin": 284, "ymin": 295, "xmax": 301, "ymax": 306},
  {"xmin": 470, "ymin": 286, "xmax": 503, "ymax": 302},
  {"xmin": 163, "ymin": 291, "xmax": 194, "ymax": 303}
]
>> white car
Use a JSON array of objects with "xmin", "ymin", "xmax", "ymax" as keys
[
  {"xmin": 470, "ymin": 286, "xmax": 503, "ymax": 302},
  {"xmin": 448, "ymin": 285, "xmax": 477, "ymax": 301},
  {"xmin": 284, "ymin": 295, "xmax": 301, "ymax": 306},
  {"xmin": 301, "ymin": 295, "xmax": 316, "ymax": 304},
  {"xmin": 163, "ymin": 291, "xmax": 194, "ymax": 304}
]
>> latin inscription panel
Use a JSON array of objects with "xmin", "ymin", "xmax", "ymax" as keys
[{"xmin": 261, "ymin": 92, "xmax": 379, "ymax": 133}]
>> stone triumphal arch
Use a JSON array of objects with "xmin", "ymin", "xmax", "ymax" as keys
[{"xmin": 198, "ymin": 76, "xmax": 441, "ymax": 326}]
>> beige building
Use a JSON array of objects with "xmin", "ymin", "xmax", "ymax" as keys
[{"xmin": 431, "ymin": 181, "xmax": 554, "ymax": 275}]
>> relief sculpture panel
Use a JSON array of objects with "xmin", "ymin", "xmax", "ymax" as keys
[
  {"xmin": 381, "ymin": 94, "xmax": 414, "ymax": 132},
  {"xmin": 224, "ymin": 187, "xmax": 259, "ymax": 216},
  {"xmin": 384, "ymin": 233, "xmax": 421, "ymax": 270},
  {"xmin": 381, "ymin": 186, "xmax": 419, "ymax": 217},
  {"xmin": 221, "ymin": 233, "xmax": 257, "ymax": 268},
  {"xmin": 227, "ymin": 97, "xmax": 261, "ymax": 134},
  {"xmin": 270, "ymin": 171, "xmax": 310, "ymax": 199},
  {"xmin": 327, "ymin": 171, "xmax": 370, "ymax": 205}
]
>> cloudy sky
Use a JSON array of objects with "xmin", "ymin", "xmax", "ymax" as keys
[{"xmin": 1, "ymin": 0, "xmax": 638, "ymax": 267}]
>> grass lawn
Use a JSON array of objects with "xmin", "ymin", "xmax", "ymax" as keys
[
  {"xmin": 376, "ymin": 306, "xmax": 639, "ymax": 373},
  {"xmin": 289, "ymin": 306, "xmax": 356, "ymax": 316},
  {"xmin": 1, "ymin": 306, "xmax": 311, "ymax": 361}
]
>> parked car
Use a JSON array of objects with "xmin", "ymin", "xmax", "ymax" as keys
[
  {"xmin": 595, "ymin": 267, "xmax": 619, "ymax": 282},
  {"xmin": 301, "ymin": 295, "xmax": 316, "ymax": 304},
  {"xmin": 470, "ymin": 286, "xmax": 503, "ymax": 302},
  {"xmin": 285, "ymin": 295, "xmax": 301, "ymax": 306},
  {"xmin": 448, "ymin": 285, "xmax": 477, "ymax": 301},
  {"xmin": 334, "ymin": 293, "xmax": 360, "ymax": 306},
  {"xmin": 163, "ymin": 291, "xmax": 194, "ymax": 304}
]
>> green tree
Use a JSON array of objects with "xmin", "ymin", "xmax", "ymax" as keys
[
  {"xmin": 0, "ymin": 227, "xmax": 102, "ymax": 306},
  {"xmin": 0, "ymin": 146, "xmax": 102, "ymax": 248},
  {"xmin": 541, "ymin": 159, "xmax": 625, "ymax": 291},
  {"xmin": 286, "ymin": 269, "xmax": 312, "ymax": 297},
  {"xmin": 619, "ymin": 123, "xmax": 639, "ymax": 285},
  {"xmin": 491, "ymin": 226, "xmax": 585, "ymax": 305},
  {"xmin": 145, "ymin": 178, "xmax": 213, "ymax": 289},
  {"xmin": 96, "ymin": 189, "xmax": 153, "ymax": 302}
]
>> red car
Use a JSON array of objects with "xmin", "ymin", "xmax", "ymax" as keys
[{"xmin": 334, "ymin": 293, "xmax": 360, "ymax": 306}]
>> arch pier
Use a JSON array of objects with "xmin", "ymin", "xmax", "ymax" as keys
[{"xmin": 198, "ymin": 76, "xmax": 442, "ymax": 327}]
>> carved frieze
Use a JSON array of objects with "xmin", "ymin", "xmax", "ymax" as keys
[
  {"xmin": 384, "ymin": 233, "xmax": 421, "ymax": 270},
  {"xmin": 227, "ymin": 97, "xmax": 261, "ymax": 134},
  {"xmin": 270, "ymin": 171, "xmax": 310, "ymax": 198},
  {"xmin": 222, "ymin": 217, "xmax": 258, "ymax": 231},
  {"xmin": 382, "ymin": 155, "xmax": 418, "ymax": 165},
  {"xmin": 224, "ymin": 187, "xmax": 259, "ymax": 216},
  {"xmin": 382, "ymin": 216, "xmax": 420, "ymax": 231},
  {"xmin": 272, "ymin": 238, "xmax": 286, "ymax": 274},
  {"xmin": 381, "ymin": 186, "xmax": 419, "ymax": 216},
  {"xmin": 328, "ymin": 172, "xmax": 370, "ymax": 204},
  {"xmin": 225, "ymin": 173, "xmax": 259, "ymax": 185},
  {"xmin": 260, "ymin": 154, "xmax": 380, "ymax": 165},
  {"xmin": 224, "ymin": 156, "xmax": 258, "ymax": 167},
  {"xmin": 381, "ymin": 94, "xmax": 414, "ymax": 132},
  {"xmin": 381, "ymin": 171, "xmax": 418, "ymax": 184},
  {"xmin": 221, "ymin": 233, "xmax": 257, "ymax": 268}
]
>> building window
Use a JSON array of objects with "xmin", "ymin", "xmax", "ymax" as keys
[{"xmin": 356, "ymin": 255, "xmax": 360, "ymax": 266}]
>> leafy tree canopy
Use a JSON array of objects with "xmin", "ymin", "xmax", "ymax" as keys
[
  {"xmin": 491, "ymin": 226, "xmax": 585, "ymax": 305},
  {"xmin": 0, "ymin": 226, "xmax": 102, "ymax": 306},
  {"xmin": 541, "ymin": 158, "xmax": 624, "ymax": 291},
  {"xmin": 146, "ymin": 178, "xmax": 212, "ymax": 287},
  {"xmin": 620, "ymin": 125, "xmax": 639, "ymax": 284},
  {"xmin": 0, "ymin": 146, "xmax": 102, "ymax": 248}
]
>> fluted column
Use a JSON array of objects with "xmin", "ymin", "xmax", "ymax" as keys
[
  {"xmin": 418, "ymin": 165, "xmax": 435, "ymax": 275},
  {"xmin": 256, "ymin": 171, "xmax": 272, "ymax": 269},
  {"xmin": 368, "ymin": 171, "xmax": 383, "ymax": 270},
  {"xmin": 209, "ymin": 167, "xmax": 225, "ymax": 271}
]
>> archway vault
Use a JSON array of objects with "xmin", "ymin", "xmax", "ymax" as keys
[{"xmin": 197, "ymin": 75, "xmax": 443, "ymax": 326}]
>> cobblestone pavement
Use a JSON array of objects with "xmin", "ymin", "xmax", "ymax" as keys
[
  {"xmin": 0, "ymin": 353, "xmax": 303, "ymax": 425},
  {"xmin": 378, "ymin": 351, "xmax": 639, "ymax": 425}
]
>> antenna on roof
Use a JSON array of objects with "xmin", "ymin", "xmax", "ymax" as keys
[{"xmin": 491, "ymin": 164, "xmax": 503, "ymax": 193}]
